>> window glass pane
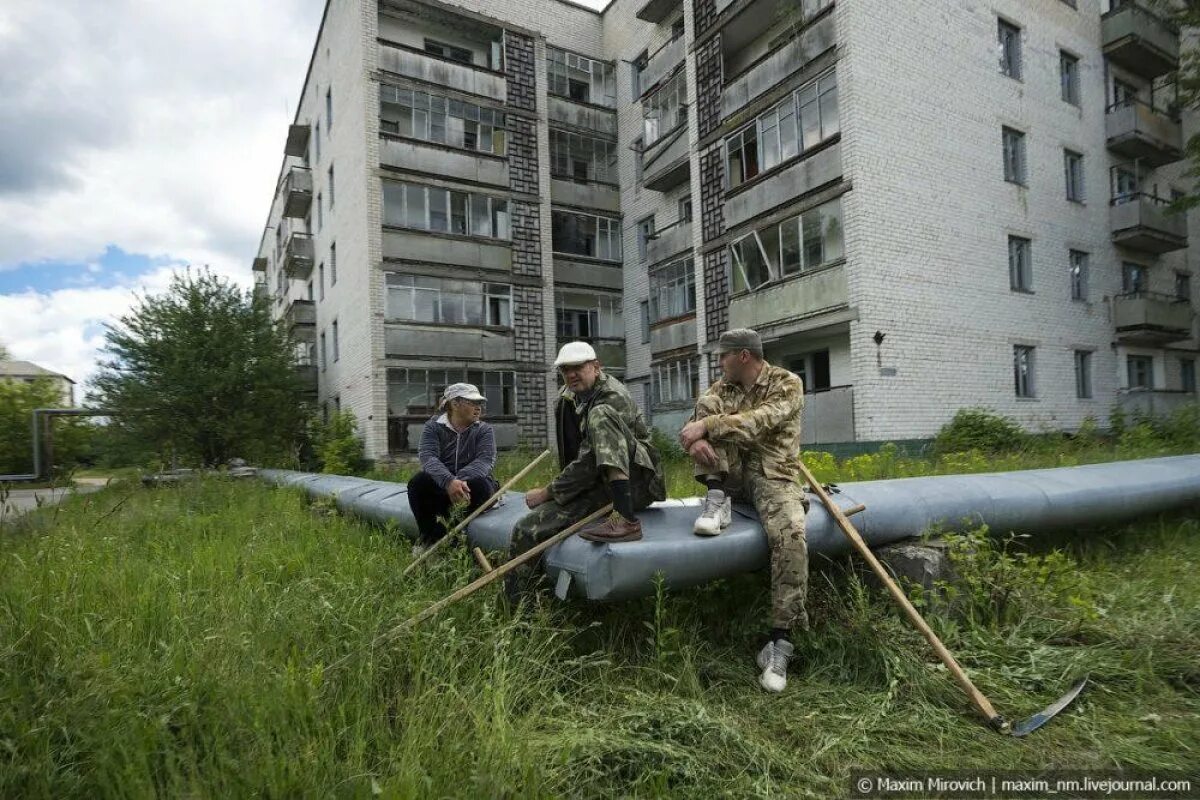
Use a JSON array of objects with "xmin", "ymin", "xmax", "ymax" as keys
[
  {"xmin": 450, "ymin": 191, "xmax": 469, "ymax": 235},
  {"xmin": 821, "ymin": 199, "xmax": 844, "ymax": 263},
  {"xmin": 780, "ymin": 216, "xmax": 802, "ymax": 274},
  {"xmin": 428, "ymin": 188, "xmax": 449, "ymax": 232},
  {"xmin": 405, "ymin": 184, "xmax": 426, "ymax": 228},
  {"xmin": 471, "ymin": 194, "xmax": 490, "ymax": 237},
  {"xmin": 383, "ymin": 182, "xmax": 405, "ymax": 227},
  {"xmin": 802, "ymin": 208, "xmax": 824, "ymax": 267}
]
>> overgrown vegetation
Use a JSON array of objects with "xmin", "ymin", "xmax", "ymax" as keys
[
  {"xmin": 0, "ymin": 476, "xmax": 1196, "ymax": 796},
  {"xmin": 89, "ymin": 268, "xmax": 309, "ymax": 468},
  {"xmin": 0, "ymin": 378, "xmax": 92, "ymax": 477},
  {"xmin": 311, "ymin": 410, "xmax": 366, "ymax": 475}
]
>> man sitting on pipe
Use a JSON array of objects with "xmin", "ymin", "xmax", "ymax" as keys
[
  {"xmin": 406, "ymin": 383, "xmax": 499, "ymax": 554},
  {"xmin": 506, "ymin": 341, "xmax": 666, "ymax": 596},
  {"xmin": 678, "ymin": 328, "xmax": 810, "ymax": 693}
]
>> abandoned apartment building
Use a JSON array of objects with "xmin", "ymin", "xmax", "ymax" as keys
[{"xmin": 252, "ymin": 0, "xmax": 1198, "ymax": 460}]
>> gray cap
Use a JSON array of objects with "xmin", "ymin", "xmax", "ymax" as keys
[
  {"xmin": 441, "ymin": 382, "xmax": 486, "ymax": 408},
  {"xmin": 711, "ymin": 328, "xmax": 763, "ymax": 357}
]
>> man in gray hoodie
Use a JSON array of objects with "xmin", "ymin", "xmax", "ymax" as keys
[{"xmin": 407, "ymin": 383, "xmax": 500, "ymax": 547}]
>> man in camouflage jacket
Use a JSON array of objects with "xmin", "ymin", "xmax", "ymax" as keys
[
  {"xmin": 678, "ymin": 328, "xmax": 809, "ymax": 693},
  {"xmin": 507, "ymin": 341, "xmax": 666, "ymax": 597}
]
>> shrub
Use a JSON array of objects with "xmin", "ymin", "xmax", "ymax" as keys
[
  {"xmin": 313, "ymin": 411, "xmax": 365, "ymax": 474},
  {"xmin": 933, "ymin": 407, "xmax": 1025, "ymax": 455}
]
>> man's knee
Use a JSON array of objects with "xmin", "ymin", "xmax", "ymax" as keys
[{"xmin": 407, "ymin": 471, "xmax": 438, "ymax": 492}]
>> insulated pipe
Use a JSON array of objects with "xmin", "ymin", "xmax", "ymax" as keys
[{"xmin": 260, "ymin": 454, "xmax": 1200, "ymax": 601}]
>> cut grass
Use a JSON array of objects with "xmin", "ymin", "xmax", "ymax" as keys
[{"xmin": 1, "ymin": 473, "xmax": 1197, "ymax": 797}]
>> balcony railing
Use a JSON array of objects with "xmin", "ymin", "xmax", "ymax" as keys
[
  {"xmin": 646, "ymin": 218, "xmax": 692, "ymax": 264},
  {"xmin": 1101, "ymin": 2, "xmax": 1179, "ymax": 78},
  {"xmin": 1117, "ymin": 389, "xmax": 1196, "ymax": 417},
  {"xmin": 378, "ymin": 40, "xmax": 506, "ymax": 101},
  {"xmin": 1105, "ymin": 99, "xmax": 1182, "ymax": 167},
  {"xmin": 282, "ymin": 232, "xmax": 315, "ymax": 279},
  {"xmin": 293, "ymin": 363, "xmax": 318, "ymax": 394},
  {"xmin": 641, "ymin": 121, "xmax": 690, "ymax": 192},
  {"xmin": 801, "ymin": 384, "xmax": 854, "ymax": 445},
  {"xmin": 284, "ymin": 123, "xmax": 310, "ymax": 158},
  {"xmin": 721, "ymin": 3, "xmax": 834, "ymax": 120},
  {"xmin": 252, "ymin": 256, "xmax": 267, "ymax": 272},
  {"xmin": 282, "ymin": 166, "xmax": 313, "ymax": 219},
  {"xmin": 284, "ymin": 299, "xmax": 316, "ymax": 330},
  {"xmin": 1110, "ymin": 193, "xmax": 1187, "ymax": 254},
  {"xmin": 639, "ymin": 35, "xmax": 685, "ymax": 99},
  {"xmin": 1113, "ymin": 290, "xmax": 1193, "ymax": 344}
]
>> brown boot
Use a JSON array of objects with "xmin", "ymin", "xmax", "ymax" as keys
[{"xmin": 579, "ymin": 513, "xmax": 643, "ymax": 543}]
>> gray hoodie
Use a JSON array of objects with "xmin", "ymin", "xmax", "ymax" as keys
[{"xmin": 418, "ymin": 413, "xmax": 499, "ymax": 491}]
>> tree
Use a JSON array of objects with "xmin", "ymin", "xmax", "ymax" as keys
[
  {"xmin": 0, "ymin": 341, "xmax": 10, "ymax": 360},
  {"xmin": 0, "ymin": 378, "xmax": 92, "ymax": 476},
  {"xmin": 91, "ymin": 268, "xmax": 309, "ymax": 467}
]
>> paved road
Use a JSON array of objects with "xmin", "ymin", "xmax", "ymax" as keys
[{"xmin": 1, "ymin": 478, "xmax": 109, "ymax": 521}]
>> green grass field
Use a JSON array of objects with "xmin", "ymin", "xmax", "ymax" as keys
[{"xmin": 1, "ymin": 449, "xmax": 1199, "ymax": 797}]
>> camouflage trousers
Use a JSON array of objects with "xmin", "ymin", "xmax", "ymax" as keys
[
  {"xmin": 693, "ymin": 436, "xmax": 810, "ymax": 632},
  {"xmin": 509, "ymin": 476, "xmax": 657, "ymax": 563}
]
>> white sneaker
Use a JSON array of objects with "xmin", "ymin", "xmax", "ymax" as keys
[
  {"xmin": 756, "ymin": 640, "xmax": 774, "ymax": 672},
  {"xmin": 693, "ymin": 490, "xmax": 732, "ymax": 536},
  {"xmin": 759, "ymin": 639, "xmax": 794, "ymax": 693}
]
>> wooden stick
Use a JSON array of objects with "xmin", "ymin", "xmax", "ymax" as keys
[
  {"xmin": 843, "ymin": 503, "xmax": 866, "ymax": 517},
  {"xmin": 472, "ymin": 547, "xmax": 494, "ymax": 573},
  {"xmin": 798, "ymin": 460, "xmax": 1008, "ymax": 732},
  {"xmin": 390, "ymin": 503, "xmax": 613, "ymax": 635},
  {"xmin": 402, "ymin": 448, "xmax": 552, "ymax": 577}
]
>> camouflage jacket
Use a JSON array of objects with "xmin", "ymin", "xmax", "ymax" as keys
[
  {"xmin": 697, "ymin": 361, "xmax": 805, "ymax": 480},
  {"xmin": 550, "ymin": 372, "xmax": 665, "ymax": 505}
]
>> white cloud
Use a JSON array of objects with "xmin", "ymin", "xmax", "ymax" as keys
[
  {"xmin": 0, "ymin": 0, "xmax": 325, "ymax": 272},
  {"xmin": 0, "ymin": 0, "xmax": 323, "ymax": 394}
]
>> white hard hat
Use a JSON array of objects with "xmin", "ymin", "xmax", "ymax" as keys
[{"xmin": 554, "ymin": 341, "xmax": 598, "ymax": 367}]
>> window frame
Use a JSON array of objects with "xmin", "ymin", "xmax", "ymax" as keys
[
  {"xmin": 1013, "ymin": 344, "xmax": 1035, "ymax": 398},
  {"xmin": 1009, "ymin": 235, "xmax": 1033, "ymax": 292}
]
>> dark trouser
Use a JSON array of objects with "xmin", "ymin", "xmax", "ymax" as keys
[{"xmin": 407, "ymin": 471, "xmax": 497, "ymax": 545}]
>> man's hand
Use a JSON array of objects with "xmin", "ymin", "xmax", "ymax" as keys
[
  {"xmin": 679, "ymin": 419, "xmax": 709, "ymax": 450},
  {"xmin": 525, "ymin": 487, "xmax": 551, "ymax": 509},
  {"xmin": 689, "ymin": 440, "xmax": 719, "ymax": 469},
  {"xmin": 447, "ymin": 479, "xmax": 471, "ymax": 504}
]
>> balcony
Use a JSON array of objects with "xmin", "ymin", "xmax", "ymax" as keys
[
  {"xmin": 253, "ymin": 280, "xmax": 269, "ymax": 301},
  {"xmin": 384, "ymin": 325, "xmax": 515, "ymax": 361},
  {"xmin": 649, "ymin": 315, "xmax": 696, "ymax": 355},
  {"xmin": 721, "ymin": 4, "xmax": 834, "ymax": 122},
  {"xmin": 1105, "ymin": 100, "xmax": 1182, "ymax": 167},
  {"xmin": 282, "ymin": 166, "xmax": 313, "ymax": 219},
  {"xmin": 642, "ymin": 125, "xmax": 690, "ymax": 192},
  {"xmin": 729, "ymin": 262, "xmax": 848, "ymax": 330},
  {"xmin": 636, "ymin": 0, "xmax": 680, "ymax": 23},
  {"xmin": 548, "ymin": 96, "xmax": 618, "ymax": 137},
  {"xmin": 646, "ymin": 219, "xmax": 692, "ymax": 264},
  {"xmin": 1110, "ymin": 193, "xmax": 1187, "ymax": 254},
  {"xmin": 1101, "ymin": 2, "xmax": 1179, "ymax": 79},
  {"xmin": 294, "ymin": 363, "xmax": 318, "ymax": 396},
  {"xmin": 382, "ymin": 229, "xmax": 511, "ymax": 271},
  {"xmin": 379, "ymin": 136, "xmax": 508, "ymax": 188},
  {"xmin": 639, "ymin": 36, "xmax": 685, "ymax": 99},
  {"xmin": 1113, "ymin": 291, "xmax": 1193, "ymax": 345},
  {"xmin": 252, "ymin": 256, "xmax": 267, "ymax": 272},
  {"xmin": 284, "ymin": 299, "xmax": 316, "ymax": 331},
  {"xmin": 282, "ymin": 232, "xmax": 315, "ymax": 279},
  {"xmin": 284, "ymin": 123, "xmax": 310, "ymax": 157},
  {"xmin": 378, "ymin": 40, "xmax": 506, "ymax": 101},
  {"xmin": 725, "ymin": 141, "xmax": 842, "ymax": 230},
  {"xmin": 549, "ymin": 178, "xmax": 621, "ymax": 213}
]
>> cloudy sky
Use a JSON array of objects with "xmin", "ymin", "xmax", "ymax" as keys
[{"xmin": 0, "ymin": 0, "xmax": 607, "ymax": 398}]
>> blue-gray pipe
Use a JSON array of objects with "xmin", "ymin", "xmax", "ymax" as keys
[{"xmin": 259, "ymin": 454, "xmax": 1200, "ymax": 600}]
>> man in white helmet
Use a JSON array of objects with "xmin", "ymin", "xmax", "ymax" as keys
[{"xmin": 506, "ymin": 341, "xmax": 665, "ymax": 596}]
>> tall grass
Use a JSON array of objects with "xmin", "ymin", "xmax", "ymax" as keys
[{"xmin": 1, "ymin": 474, "xmax": 1197, "ymax": 797}]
